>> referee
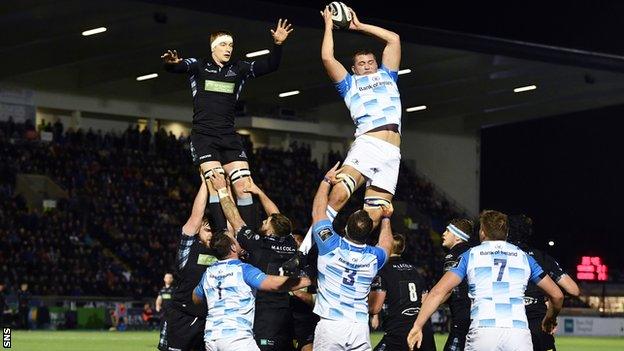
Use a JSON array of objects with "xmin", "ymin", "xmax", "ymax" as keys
[
  {"xmin": 441, "ymin": 219, "xmax": 474, "ymax": 351},
  {"xmin": 159, "ymin": 181, "xmax": 217, "ymax": 351},
  {"xmin": 369, "ymin": 233, "xmax": 436, "ymax": 351},
  {"xmin": 508, "ymin": 214, "xmax": 580, "ymax": 351}
]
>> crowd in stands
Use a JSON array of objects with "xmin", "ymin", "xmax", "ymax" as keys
[{"xmin": 0, "ymin": 116, "xmax": 464, "ymax": 300}]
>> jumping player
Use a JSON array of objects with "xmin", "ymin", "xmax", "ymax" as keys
[
  {"xmin": 298, "ymin": 6, "xmax": 401, "ymax": 254},
  {"xmin": 162, "ymin": 19, "xmax": 293, "ymax": 231}
]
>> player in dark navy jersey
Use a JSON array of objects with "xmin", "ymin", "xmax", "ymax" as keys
[
  {"xmin": 508, "ymin": 215, "xmax": 580, "ymax": 351},
  {"xmin": 369, "ymin": 234, "xmax": 436, "ymax": 351},
  {"xmin": 208, "ymin": 170, "xmax": 309, "ymax": 350},
  {"xmin": 440, "ymin": 219, "xmax": 474, "ymax": 351},
  {"xmin": 158, "ymin": 181, "xmax": 217, "ymax": 351},
  {"xmin": 162, "ymin": 19, "xmax": 293, "ymax": 232}
]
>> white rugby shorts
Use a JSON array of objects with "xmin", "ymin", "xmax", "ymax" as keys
[
  {"xmin": 465, "ymin": 327, "xmax": 532, "ymax": 351},
  {"xmin": 343, "ymin": 134, "xmax": 401, "ymax": 195},
  {"xmin": 313, "ymin": 318, "xmax": 371, "ymax": 351}
]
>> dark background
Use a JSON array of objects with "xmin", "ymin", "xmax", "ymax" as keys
[{"xmin": 480, "ymin": 104, "xmax": 624, "ymax": 272}]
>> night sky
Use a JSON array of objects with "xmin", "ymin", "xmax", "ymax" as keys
[{"xmin": 480, "ymin": 104, "xmax": 624, "ymax": 273}]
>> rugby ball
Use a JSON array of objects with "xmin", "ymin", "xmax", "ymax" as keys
[{"xmin": 329, "ymin": 2, "xmax": 352, "ymax": 30}]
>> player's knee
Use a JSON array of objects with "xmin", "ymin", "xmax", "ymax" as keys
[
  {"xmin": 228, "ymin": 168, "xmax": 252, "ymax": 194},
  {"xmin": 202, "ymin": 166, "xmax": 225, "ymax": 182},
  {"xmin": 329, "ymin": 173, "xmax": 356, "ymax": 207}
]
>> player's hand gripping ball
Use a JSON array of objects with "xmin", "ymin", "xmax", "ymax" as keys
[{"xmin": 328, "ymin": 2, "xmax": 352, "ymax": 30}]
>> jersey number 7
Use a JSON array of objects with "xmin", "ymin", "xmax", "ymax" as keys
[{"xmin": 494, "ymin": 258, "xmax": 507, "ymax": 281}]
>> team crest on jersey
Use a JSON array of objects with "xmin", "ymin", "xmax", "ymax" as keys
[
  {"xmin": 242, "ymin": 228, "xmax": 253, "ymax": 239},
  {"xmin": 319, "ymin": 228, "xmax": 332, "ymax": 241}
]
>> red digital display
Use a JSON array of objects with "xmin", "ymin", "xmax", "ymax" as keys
[{"xmin": 576, "ymin": 256, "xmax": 608, "ymax": 281}]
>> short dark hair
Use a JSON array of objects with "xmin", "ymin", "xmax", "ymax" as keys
[
  {"xmin": 269, "ymin": 213, "xmax": 292, "ymax": 237},
  {"xmin": 507, "ymin": 214, "xmax": 533, "ymax": 247},
  {"xmin": 392, "ymin": 233, "xmax": 406, "ymax": 255},
  {"xmin": 210, "ymin": 30, "xmax": 233, "ymax": 44},
  {"xmin": 450, "ymin": 218, "xmax": 474, "ymax": 240},
  {"xmin": 479, "ymin": 210, "xmax": 509, "ymax": 240},
  {"xmin": 352, "ymin": 49, "xmax": 376, "ymax": 65},
  {"xmin": 210, "ymin": 231, "xmax": 233, "ymax": 260},
  {"xmin": 346, "ymin": 210, "xmax": 373, "ymax": 243}
]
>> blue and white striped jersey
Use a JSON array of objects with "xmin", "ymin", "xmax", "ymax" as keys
[
  {"xmin": 312, "ymin": 219, "xmax": 387, "ymax": 323},
  {"xmin": 334, "ymin": 65, "xmax": 401, "ymax": 137},
  {"xmin": 450, "ymin": 241, "xmax": 545, "ymax": 330},
  {"xmin": 193, "ymin": 259, "xmax": 266, "ymax": 340}
]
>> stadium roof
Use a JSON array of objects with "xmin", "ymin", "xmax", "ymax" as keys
[{"xmin": 3, "ymin": 0, "xmax": 624, "ymax": 133}]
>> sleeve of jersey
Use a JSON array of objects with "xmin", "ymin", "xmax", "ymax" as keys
[
  {"xmin": 242, "ymin": 263, "xmax": 268, "ymax": 290},
  {"xmin": 312, "ymin": 219, "xmax": 340, "ymax": 255},
  {"xmin": 164, "ymin": 58, "xmax": 199, "ymax": 74},
  {"xmin": 334, "ymin": 74, "xmax": 352, "ymax": 98},
  {"xmin": 176, "ymin": 233, "xmax": 196, "ymax": 271},
  {"xmin": 528, "ymin": 255, "xmax": 546, "ymax": 284},
  {"xmin": 193, "ymin": 272, "xmax": 206, "ymax": 299},
  {"xmin": 380, "ymin": 65, "xmax": 399, "ymax": 82},
  {"xmin": 449, "ymin": 250, "xmax": 470, "ymax": 280},
  {"xmin": 373, "ymin": 246, "xmax": 388, "ymax": 268},
  {"xmin": 371, "ymin": 273, "xmax": 386, "ymax": 292},
  {"xmin": 236, "ymin": 226, "xmax": 260, "ymax": 252},
  {"xmin": 246, "ymin": 44, "xmax": 282, "ymax": 78},
  {"xmin": 545, "ymin": 254, "xmax": 566, "ymax": 282}
]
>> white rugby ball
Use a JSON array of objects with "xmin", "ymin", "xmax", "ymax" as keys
[{"xmin": 329, "ymin": 2, "xmax": 352, "ymax": 30}]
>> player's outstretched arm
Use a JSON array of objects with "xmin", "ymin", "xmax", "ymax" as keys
[
  {"xmin": 320, "ymin": 7, "xmax": 348, "ymax": 83},
  {"xmin": 182, "ymin": 178, "xmax": 208, "ymax": 236},
  {"xmin": 207, "ymin": 170, "xmax": 246, "ymax": 232},
  {"xmin": 407, "ymin": 272, "xmax": 461, "ymax": 350},
  {"xmin": 259, "ymin": 275, "xmax": 311, "ymax": 292},
  {"xmin": 348, "ymin": 8, "xmax": 401, "ymax": 71},
  {"xmin": 536, "ymin": 275, "xmax": 564, "ymax": 334},
  {"xmin": 247, "ymin": 19, "xmax": 293, "ymax": 78},
  {"xmin": 244, "ymin": 179, "xmax": 279, "ymax": 216},
  {"xmin": 161, "ymin": 50, "xmax": 197, "ymax": 73},
  {"xmin": 312, "ymin": 162, "xmax": 341, "ymax": 223},
  {"xmin": 376, "ymin": 204, "xmax": 394, "ymax": 260},
  {"xmin": 291, "ymin": 289, "xmax": 316, "ymax": 307}
]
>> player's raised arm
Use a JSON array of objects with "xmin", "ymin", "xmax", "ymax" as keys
[
  {"xmin": 245, "ymin": 19, "xmax": 293, "ymax": 78},
  {"xmin": 182, "ymin": 178, "xmax": 208, "ymax": 236},
  {"xmin": 376, "ymin": 204, "xmax": 394, "ymax": 260},
  {"xmin": 348, "ymin": 8, "xmax": 401, "ymax": 71},
  {"xmin": 320, "ymin": 7, "xmax": 348, "ymax": 83},
  {"xmin": 312, "ymin": 162, "xmax": 340, "ymax": 223},
  {"xmin": 244, "ymin": 179, "xmax": 279, "ymax": 216},
  {"xmin": 207, "ymin": 169, "xmax": 246, "ymax": 232},
  {"xmin": 161, "ymin": 49, "xmax": 199, "ymax": 73}
]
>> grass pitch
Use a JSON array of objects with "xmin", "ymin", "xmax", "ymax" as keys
[{"xmin": 9, "ymin": 330, "xmax": 624, "ymax": 350}]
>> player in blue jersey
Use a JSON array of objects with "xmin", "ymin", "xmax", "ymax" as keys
[
  {"xmin": 407, "ymin": 210, "xmax": 564, "ymax": 351},
  {"xmin": 297, "ymin": 6, "xmax": 402, "ymax": 255},
  {"xmin": 310, "ymin": 163, "xmax": 394, "ymax": 350},
  {"xmin": 192, "ymin": 232, "xmax": 310, "ymax": 351}
]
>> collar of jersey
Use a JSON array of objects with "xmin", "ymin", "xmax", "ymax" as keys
[
  {"xmin": 343, "ymin": 236, "xmax": 366, "ymax": 248},
  {"xmin": 215, "ymin": 258, "xmax": 241, "ymax": 265}
]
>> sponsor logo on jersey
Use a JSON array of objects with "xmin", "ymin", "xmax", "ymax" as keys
[
  {"xmin": 197, "ymin": 254, "xmax": 217, "ymax": 266},
  {"xmin": 204, "ymin": 80, "xmax": 235, "ymax": 93},
  {"xmin": 401, "ymin": 307, "xmax": 421, "ymax": 316},
  {"xmin": 319, "ymin": 228, "xmax": 332, "ymax": 241},
  {"xmin": 225, "ymin": 69, "xmax": 237, "ymax": 77}
]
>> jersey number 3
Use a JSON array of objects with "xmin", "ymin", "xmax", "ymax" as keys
[{"xmin": 342, "ymin": 269, "xmax": 356, "ymax": 286}]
